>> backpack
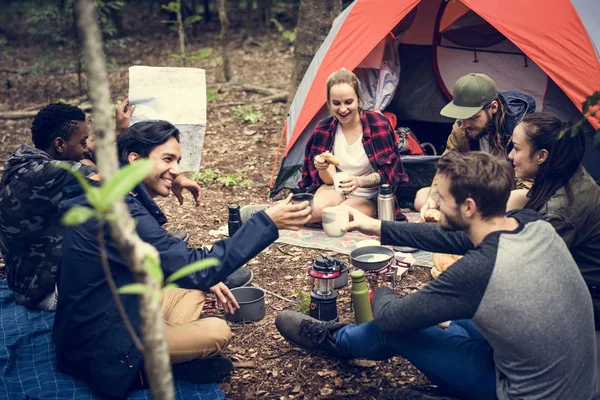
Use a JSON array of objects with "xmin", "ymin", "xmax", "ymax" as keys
[{"xmin": 396, "ymin": 127, "xmax": 425, "ymax": 156}]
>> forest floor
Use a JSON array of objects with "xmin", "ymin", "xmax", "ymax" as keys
[{"xmin": 0, "ymin": 24, "xmax": 436, "ymax": 400}]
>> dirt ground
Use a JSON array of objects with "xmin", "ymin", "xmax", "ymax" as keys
[{"xmin": 0, "ymin": 26, "xmax": 436, "ymax": 399}]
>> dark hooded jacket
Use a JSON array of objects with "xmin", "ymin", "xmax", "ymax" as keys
[
  {"xmin": 0, "ymin": 144, "xmax": 95, "ymax": 306},
  {"xmin": 53, "ymin": 182, "xmax": 279, "ymax": 398}
]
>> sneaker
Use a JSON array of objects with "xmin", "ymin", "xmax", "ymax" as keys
[
  {"xmin": 172, "ymin": 230, "xmax": 190, "ymax": 243},
  {"xmin": 377, "ymin": 388, "xmax": 458, "ymax": 400},
  {"xmin": 223, "ymin": 267, "xmax": 253, "ymax": 289},
  {"xmin": 275, "ymin": 310, "xmax": 346, "ymax": 356},
  {"xmin": 171, "ymin": 356, "xmax": 233, "ymax": 384}
]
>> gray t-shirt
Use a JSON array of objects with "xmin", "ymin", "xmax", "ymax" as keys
[{"xmin": 374, "ymin": 210, "xmax": 597, "ymax": 400}]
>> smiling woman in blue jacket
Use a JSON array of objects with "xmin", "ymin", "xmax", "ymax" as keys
[{"xmin": 53, "ymin": 120, "xmax": 312, "ymax": 398}]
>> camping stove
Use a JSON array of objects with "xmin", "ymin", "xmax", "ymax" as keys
[
  {"xmin": 364, "ymin": 262, "xmax": 400, "ymax": 289},
  {"xmin": 307, "ymin": 256, "xmax": 341, "ymax": 321}
]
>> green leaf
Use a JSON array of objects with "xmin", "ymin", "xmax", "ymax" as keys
[
  {"xmin": 98, "ymin": 159, "xmax": 153, "ymax": 210},
  {"xmin": 582, "ymin": 100, "xmax": 590, "ymax": 115},
  {"xmin": 56, "ymin": 162, "xmax": 103, "ymax": 209},
  {"xmin": 165, "ymin": 258, "xmax": 220, "ymax": 284},
  {"xmin": 558, "ymin": 128, "xmax": 567, "ymax": 139},
  {"xmin": 56, "ymin": 162, "xmax": 92, "ymax": 194},
  {"xmin": 162, "ymin": 283, "xmax": 179, "ymax": 292},
  {"xmin": 591, "ymin": 91, "xmax": 600, "ymax": 106},
  {"xmin": 118, "ymin": 283, "xmax": 153, "ymax": 295},
  {"xmin": 570, "ymin": 120, "xmax": 584, "ymax": 137},
  {"xmin": 86, "ymin": 187, "xmax": 103, "ymax": 210},
  {"xmin": 183, "ymin": 15, "xmax": 202, "ymax": 26},
  {"xmin": 61, "ymin": 205, "xmax": 96, "ymax": 226},
  {"xmin": 144, "ymin": 254, "xmax": 164, "ymax": 285}
]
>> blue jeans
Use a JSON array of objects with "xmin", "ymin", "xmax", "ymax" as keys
[{"xmin": 335, "ymin": 320, "xmax": 497, "ymax": 400}]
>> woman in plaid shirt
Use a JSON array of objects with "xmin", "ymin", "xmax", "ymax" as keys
[{"xmin": 300, "ymin": 68, "xmax": 407, "ymax": 223}]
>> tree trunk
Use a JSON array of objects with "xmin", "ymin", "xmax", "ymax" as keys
[
  {"xmin": 72, "ymin": 4, "xmax": 85, "ymax": 95},
  {"xmin": 177, "ymin": 0, "xmax": 186, "ymax": 65},
  {"xmin": 244, "ymin": 0, "xmax": 254, "ymax": 39},
  {"xmin": 73, "ymin": 1, "xmax": 175, "ymax": 399},
  {"xmin": 217, "ymin": 0, "xmax": 233, "ymax": 81},
  {"xmin": 108, "ymin": 6, "xmax": 125, "ymax": 37},
  {"xmin": 257, "ymin": 0, "xmax": 271, "ymax": 29},
  {"xmin": 203, "ymin": 0, "xmax": 211, "ymax": 23},
  {"xmin": 288, "ymin": 0, "xmax": 341, "ymax": 107}
]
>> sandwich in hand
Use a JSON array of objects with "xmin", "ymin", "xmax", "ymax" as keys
[
  {"xmin": 424, "ymin": 208, "xmax": 442, "ymax": 223},
  {"xmin": 315, "ymin": 151, "xmax": 340, "ymax": 166}
]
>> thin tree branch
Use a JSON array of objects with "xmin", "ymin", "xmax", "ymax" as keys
[
  {"xmin": 75, "ymin": 1, "xmax": 175, "ymax": 398},
  {"xmin": 97, "ymin": 221, "xmax": 144, "ymax": 352},
  {"xmin": 250, "ymin": 283, "xmax": 294, "ymax": 303}
]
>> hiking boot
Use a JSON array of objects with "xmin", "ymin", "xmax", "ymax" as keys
[
  {"xmin": 377, "ymin": 388, "xmax": 459, "ymax": 400},
  {"xmin": 223, "ymin": 267, "xmax": 253, "ymax": 289},
  {"xmin": 172, "ymin": 230, "xmax": 190, "ymax": 243},
  {"xmin": 171, "ymin": 355, "xmax": 233, "ymax": 384},
  {"xmin": 275, "ymin": 310, "xmax": 346, "ymax": 356}
]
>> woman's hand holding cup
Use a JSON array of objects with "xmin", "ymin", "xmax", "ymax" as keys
[{"xmin": 337, "ymin": 175, "xmax": 360, "ymax": 195}]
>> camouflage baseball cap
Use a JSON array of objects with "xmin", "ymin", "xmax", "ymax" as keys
[{"xmin": 440, "ymin": 73, "xmax": 498, "ymax": 120}]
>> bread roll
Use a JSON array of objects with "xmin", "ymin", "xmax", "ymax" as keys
[
  {"xmin": 424, "ymin": 209, "xmax": 442, "ymax": 222},
  {"xmin": 431, "ymin": 253, "xmax": 463, "ymax": 279},
  {"xmin": 317, "ymin": 151, "xmax": 340, "ymax": 166}
]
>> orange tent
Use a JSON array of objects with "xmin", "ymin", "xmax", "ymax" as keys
[{"xmin": 271, "ymin": 0, "xmax": 600, "ymax": 195}]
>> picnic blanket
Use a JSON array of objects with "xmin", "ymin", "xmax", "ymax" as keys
[
  {"xmin": 0, "ymin": 280, "xmax": 225, "ymax": 400},
  {"xmin": 210, "ymin": 212, "xmax": 434, "ymax": 268}
]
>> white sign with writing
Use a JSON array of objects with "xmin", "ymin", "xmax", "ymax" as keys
[{"xmin": 128, "ymin": 66, "xmax": 207, "ymax": 172}]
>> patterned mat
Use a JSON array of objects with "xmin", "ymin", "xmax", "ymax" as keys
[{"xmin": 210, "ymin": 213, "xmax": 434, "ymax": 268}]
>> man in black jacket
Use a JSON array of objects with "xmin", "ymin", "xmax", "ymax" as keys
[{"xmin": 53, "ymin": 120, "xmax": 312, "ymax": 398}]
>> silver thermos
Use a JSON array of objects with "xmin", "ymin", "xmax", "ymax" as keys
[{"xmin": 377, "ymin": 184, "xmax": 395, "ymax": 221}]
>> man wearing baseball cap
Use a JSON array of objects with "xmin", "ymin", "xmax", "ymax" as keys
[{"xmin": 415, "ymin": 73, "xmax": 535, "ymax": 219}]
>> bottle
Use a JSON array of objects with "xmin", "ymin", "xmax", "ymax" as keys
[
  {"xmin": 350, "ymin": 270, "xmax": 373, "ymax": 324},
  {"xmin": 377, "ymin": 184, "xmax": 395, "ymax": 222},
  {"xmin": 228, "ymin": 204, "xmax": 242, "ymax": 237}
]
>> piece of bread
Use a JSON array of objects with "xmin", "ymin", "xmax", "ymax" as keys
[
  {"xmin": 431, "ymin": 253, "xmax": 463, "ymax": 279},
  {"xmin": 424, "ymin": 209, "xmax": 442, "ymax": 223},
  {"xmin": 317, "ymin": 151, "xmax": 340, "ymax": 166}
]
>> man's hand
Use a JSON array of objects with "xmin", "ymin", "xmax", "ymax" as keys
[
  {"xmin": 210, "ymin": 282, "xmax": 240, "ymax": 314},
  {"xmin": 420, "ymin": 197, "xmax": 438, "ymax": 222},
  {"xmin": 341, "ymin": 206, "xmax": 382, "ymax": 236},
  {"xmin": 265, "ymin": 194, "xmax": 312, "ymax": 230},
  {"xmin": 115, "ymin": 98, "xmax": 135, "ymax": 136},
  {"xmin": 172, "ymin": 175, "xmax": 202, "ymax": 207}
]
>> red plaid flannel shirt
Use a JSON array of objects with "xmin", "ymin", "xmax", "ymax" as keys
[{"xmin": 299, "ymin": 110, "xmax": 408, "ymax": 219}]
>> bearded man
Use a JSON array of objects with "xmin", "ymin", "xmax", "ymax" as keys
[{"xmin": 415, "ymin": 73, "xmax": 535, "ymax": 219}]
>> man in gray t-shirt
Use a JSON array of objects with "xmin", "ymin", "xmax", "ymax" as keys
[{"xmin": 276, "ymin": 151, "xmax": 596, "ymax": 400}]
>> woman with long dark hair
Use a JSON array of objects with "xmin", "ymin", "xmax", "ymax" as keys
[{"xmin": 508, "ymin": 112, "xmax": 600, "ymax": 326}]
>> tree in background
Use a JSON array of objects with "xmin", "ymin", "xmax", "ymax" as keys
[
  {"xmin": 217, "ymin": 0, "xmax": 233, "ymax": 81},
  {"xmin": 162, "ymin": 0, "xmax": 203, "ymax": 66},
  {"xmin": 287, "ymin": 0, "xmax": 342, "ymax": 107}
]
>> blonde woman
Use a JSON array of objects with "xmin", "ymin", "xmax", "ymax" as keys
[{"xmin": 299, "ymin": 68, "xmax": 407, "ymax": 223}]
